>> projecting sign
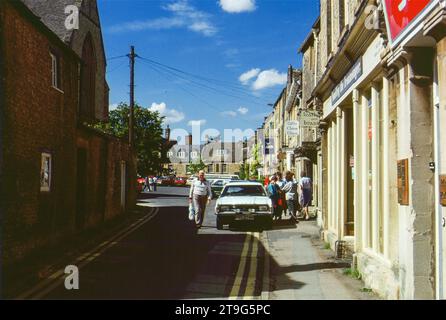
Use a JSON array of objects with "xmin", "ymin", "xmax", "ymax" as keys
[
  {"xmin": 299, "ymin": 110, "xmax": 320, "ymax": 128},
  {"xmin": 440, "ymin": 175, "xmax": 446, "ymax": 207},
  {"xmin": 382, "ymin": 0, "xmax": 433, "ymax": 43},
  {"xmin": 285, "ymin": 121, "xmax": 299, "ymax": 136},
  {"xmin": 331, "ymin": 60, "xmax": 362, "ymax": 105},
  {"xmin": 264, "ymin": 138, "xmax": 275, "ymax": 155}
]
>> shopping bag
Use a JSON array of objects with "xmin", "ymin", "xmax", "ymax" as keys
[{"xmin": 188, "ymin": 203, "xmax": 195, "ymax": 221}]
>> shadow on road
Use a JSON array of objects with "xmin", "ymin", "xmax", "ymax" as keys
[{"xmin": 39, "ymin": 205, "xmax": 307, "ymax": 300}]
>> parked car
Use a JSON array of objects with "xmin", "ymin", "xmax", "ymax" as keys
[
  {"xmin": 136, "ymin": 176, "xmax": 145, "ymax": 192},
  {"xmin": 215, "ymin": 181, "xmax": 273, "ymax": 230},
  {"xmin": 158, "ymin": 176, "xmax": 175, "ymax": 186},
  {"xmin": 211, "ymin": 179, "xmax": 232, "ymax": 198},
  {"xmin": 174, "ymin": 177, "xmax": 188, "ymax": 186}
]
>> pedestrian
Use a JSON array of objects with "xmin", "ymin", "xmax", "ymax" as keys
[
  {"xmin": 281, "ymin": 171, "xmax": 298, "ymax": 221},
  {"xmin": 189, "ymin": 170, "xmax": 212, "ymax": 229},
  {"xmin": 150, "ymin": 176, "xmax": 156, "ymax": 192},
  {"xmin": 275, "ymin": 171, "xmax": 286, "ymax": 219},
  {"xmin": 264, "ymin": 175, "xmax": 270, "ymax": 187},
  {"xmin": 148, "ymin": 176, "xmax": 154, "ymax": 192},
  {"xmin": 153, "ymin": 176, "xmax": 158, "ymax": 191},
  {"xmin": 299, "ymin": 171, "xmax": 313, "ymax": 220},
  {"xmin": 267, "ymin": 175, "xmax": 281, "ymax": 220},
  {"xmin": 143, "ymin": 176, "xmax": 150, "ymax": 192}
]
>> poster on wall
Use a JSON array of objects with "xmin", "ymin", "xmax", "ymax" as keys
[{"xmin": 382, "ymin": 0, "xmax": 433, "ymax": 44}]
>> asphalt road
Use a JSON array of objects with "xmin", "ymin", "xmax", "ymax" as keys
[{"xmin": 37, "ymin": 186, "xmax": 267, "ymax": 300}]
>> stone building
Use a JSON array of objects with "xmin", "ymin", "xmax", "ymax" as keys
[
  {"xmin": 0, "ymin": 0, "xmax": 136, "ymax": 265},
  {"xmin": 301, "ymin": 0, "xmax": 446, "ymax": 299}
]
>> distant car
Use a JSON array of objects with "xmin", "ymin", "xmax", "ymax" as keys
[
  {"xmin": 215, "ymin": 181, "xmax": 273, "ymax": 230},
  {"xmin": 211, "ymin": 179, "xmax": 232, "ymax": 198},
  {"xmin": 136, "ymin": 176, "xmax": 145, "ymax": 192},
  {"xmin": 186, "ymin": 176, "xmax": 196, "ymax": 186},
  {"xmin": 159, "ymin": 176, "xmax": 175, "ymax": 186},
  {"xmin": 174, "ymin": 177, "xmax": 188, "ymax": 186}
]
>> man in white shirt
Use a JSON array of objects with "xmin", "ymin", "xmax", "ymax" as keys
[{"xmin": 189, "ymin": 170, "xmax": 212, "ymax": 228}]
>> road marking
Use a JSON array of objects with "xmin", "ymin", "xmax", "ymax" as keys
[
  {"xmin": 228, "ymin": 233, "xmax": 252, "ymax": 300},
  {"xmin": 16, "ymin": 208, "xmax": 159, "ymax": 300},
  {"xmin": 243, "ymin": 232, "xmax": 259, "ymax": 300},
  {"xmin": 261, "ymin": 231, "xmax": 271, "ymax": 300}
]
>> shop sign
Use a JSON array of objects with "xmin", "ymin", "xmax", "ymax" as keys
[
  {"xmin": 331, "ymin": 60, "xmax": 362, "ymax": 105},
  {"xmin": 285, "ymin": 121, "xmax": 299, "ymax": 136},
  {"xmin": 382, "ymin": 0, "xmax": 433, "ymax": 43},
  {"xmin": 299, "ymin": 110, "xmax": 320, "ymax": 128},
  {"xmin": 264, "ymin": 138, "xmax": 275, "ymax": 155},
  {"xmin": 440, "ymin": 175, "xmax": 446, "ymax": 207},
  {"xmin": 398, "ymin": 159, "xmax": 409, "ymax": 205}
]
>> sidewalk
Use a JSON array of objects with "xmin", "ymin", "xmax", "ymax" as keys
[{"xmin": 261, "ymin": 218, "xmax": 379, "ymax": 300}]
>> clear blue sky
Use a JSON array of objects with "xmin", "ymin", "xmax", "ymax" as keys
[{"xmin": 99, "ymin": 0, "xmax": 319, "ymax": 143}]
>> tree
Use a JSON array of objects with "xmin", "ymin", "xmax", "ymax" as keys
[
  {"xmin": 188, "ymin": 158, "xmax": 206, "ymax": 175},
  {"xmin": 93, "ymin": 102, "xmax": 164, "ymax": 176},
  {"xmin": 249, "ymin": 143, "xmax": 262, "ymax": 178}
]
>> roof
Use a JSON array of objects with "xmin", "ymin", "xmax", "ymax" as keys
[
  {"xmin": 225, "ymin": 181, "xmax": 263, "ymax": 187},
  {"xmin": 20, "ymin": 0, "xmax": 80, "ymax": 43}
]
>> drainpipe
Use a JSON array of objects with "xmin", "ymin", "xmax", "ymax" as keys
[{"xmin": 433, "ymin": 52, "xmax": 443, "ymax": 300}]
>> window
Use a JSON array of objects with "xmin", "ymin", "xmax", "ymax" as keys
[
  {"xmin": 167, "ymin": 151, "xmax": 173, "ymax": 158},
  {"xmin": 216, "ymin": 149, "xmax": 227, "ymax": 156},
  {"xmin": 190, "ymin": 151, "xmax": 198, "ymax": 159},
  {"xmin": 215, "ymin": 164, "xmax": 220, "ymax": 173},
  {"xmin": 177, "ymin": 151, "xmax": 186, "ymax": 159},
  {"xmin": 222, "ymin": 164, "xmax": 228, "ymax": 173},
  {"xmin": 40, "ymin": 153, "xmax": 52, "ymax": 192},
  {"xmin": 50, "ymin": 53, "xmax": 61, "ymax": 90},
  {"xmin": 207, "ymin": 164, "xmax": 214, "ymax": 173}
]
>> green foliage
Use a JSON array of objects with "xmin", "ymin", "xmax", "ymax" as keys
[
  {"xmin": 249, "ymin": 143, "xmax": 262, "ymax": 178},
  {"xmin": 343, "ymin": 268, "xmax": 362, "ymax": 280},
  {"xmin": 360, "ymin": 287, "xmax": 373, "ymax": 293},
  {"xmin": 93, "ymin": 102, "xmax": 164, "ymax": 176},
  {"xmin": 188, "ymin": 158, "xmax": 206, "ymax": 175},
  {"xmin": 324, "ymin": 242, "xmax": 331, "ymax": 250}
]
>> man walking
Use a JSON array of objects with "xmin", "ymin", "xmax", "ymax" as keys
[
  {"xmin": 281, "ymin": 171, "xmax": 298, "ymax": 221},
  {"xmin": 189, "ymin": 170, "xmax": 212, "ymax": 228}
]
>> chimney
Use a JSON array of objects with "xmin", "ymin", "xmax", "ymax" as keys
[
  {"xmin": 186, "ymin": 134, "xmax": 193, "ymax": 146},
  {"xmin": 165, "ymin": 125, "xmax": 171, "ymax": 141}
]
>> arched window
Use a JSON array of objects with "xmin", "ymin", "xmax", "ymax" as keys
[{"xmin": 80, "ymin": 34, "xmax": 96, "ymax": 119}]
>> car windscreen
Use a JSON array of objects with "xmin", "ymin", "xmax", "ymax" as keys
[{"xmin": 221, "ymin": 185, "xmax": 266, "ymax": 197}]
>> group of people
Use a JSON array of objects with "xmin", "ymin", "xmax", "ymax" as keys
[
  {"xmin": 265, "ymin": 171, "xmax": 312, "ymax": 221},
  {"xmin": 143, "ymin": 176, "xmax": 158, "ymax": 192}
]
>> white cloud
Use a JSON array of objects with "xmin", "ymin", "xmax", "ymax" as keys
[
  {"xmin": 188, "ymin": 119, "xmax": 207, "ymax": 126},
  {"xmin": 252, "ymin": 69, "xmax": 287, "ymax": 90},
  {"xmin": 149, "ymin": 102, "xmax": 185, "ymax": 124},
  {"xmin": 219, "ymin": 0, "xmax": 257, "ymax": 13},
  {"xmin": 221, "ymin": 111, "xmax": 237, "ymax": 117},
  {"xmin": 238, "ymin": 107, "xmax": 249, "ymax": 115},
  {"xmin": 239, "ymin": 68, "xmax": 260, "ymax": 85},
  {"xmin": 109, "ymin": 103, "xmax": 119, "ymax": 111},
  {"xmin": 108, "ymin": 0, "xmax": 217, "ymax": 37}
]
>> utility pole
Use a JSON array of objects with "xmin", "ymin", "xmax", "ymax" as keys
[{"xmin": 128, "ymin": 46, "xmax": 137, "ymax": 149}]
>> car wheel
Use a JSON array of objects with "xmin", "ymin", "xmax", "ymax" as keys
[{"xmin": 216, "ymin": 216, "xmax": 223, "ymax": 230}]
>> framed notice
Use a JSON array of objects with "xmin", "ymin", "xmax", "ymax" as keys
[
  {"xmin": 440, "ymin": 175, "xmax": 446, "ymax": 207},
  {"xmin": 397, "ymin": 159, "xmax": 409, "ymax": 205}
]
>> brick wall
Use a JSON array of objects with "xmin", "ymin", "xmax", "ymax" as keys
[{"xmin": 1, "ymin": 1, "xmax": 79, "ymax": 263}]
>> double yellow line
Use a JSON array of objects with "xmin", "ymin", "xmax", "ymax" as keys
[{"xmin": 228, "ymin": 232, "xmax": 260, "ymax": 300}]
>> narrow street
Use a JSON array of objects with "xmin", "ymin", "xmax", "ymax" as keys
[{"xmin": 17, "ymin": 187, "xmax": 376, "ymax": 300}]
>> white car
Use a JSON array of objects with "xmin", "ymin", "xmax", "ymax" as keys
[{"xmin": 215, "ymin": 181, "xmax": 273, "ymax": 230}]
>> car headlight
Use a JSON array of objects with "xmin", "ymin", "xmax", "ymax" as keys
[{"xmin": 259, "ymin": 206, "xmax": 269, "ymax": 212}]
